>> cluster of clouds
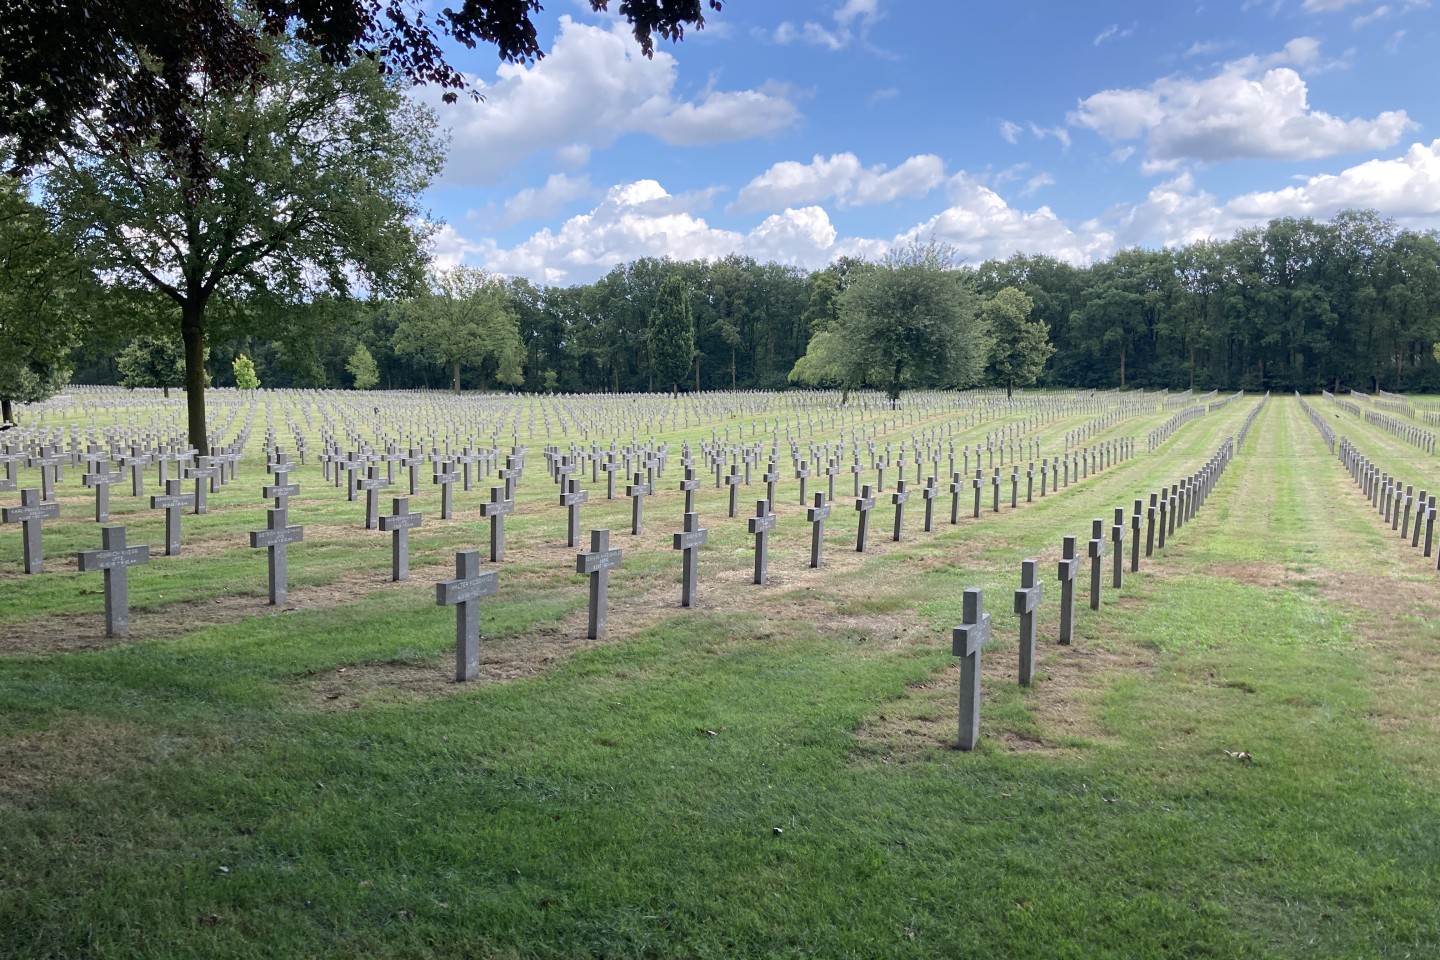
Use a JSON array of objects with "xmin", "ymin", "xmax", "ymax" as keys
[{"xmin": 424, "ymin": 11, "xmax": 1439, "ymax": 286}]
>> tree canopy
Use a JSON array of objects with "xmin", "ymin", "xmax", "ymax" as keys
[
  {"xmin": 984, "ymin": 287, "xmax": 1054, "ymax": 396},
  {"xmin": 45, "ymin": 31, "xmax": 445, "ymax": 453},
  {"xmin": 789, "ymin": 241, "xmax": 987, "ymax": 399},
  {"xmin": 2, "ymin": 0, "xmax": 722, "ymax": 180},
  {"xmin": 0, "ymin": 178, "xmax": 88, "ymax": 423},
  {"xmin": 647, "ymin": 276, "xmax": 695, "ymax": 393},
  {"xmin": 392, "ymin": 267, "xmax": 526, "ymax": 393}
]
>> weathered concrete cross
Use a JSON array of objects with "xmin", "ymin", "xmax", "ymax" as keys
[
  {"xmin": 1014, "ymin": 559, "xmax": 1042, "ymax": 687},
  {"xmin": 576, "ymin": 529, "xmax": 622, "ymax": 639},
  {"xmin": 378, "ymin": 497, "xmax": 422, "ymax": 581},
  {"xmin": 436, "ymin": 550, "xmax": 498, "ymax": 682},
  {"xmin": 77, "ymin": 526, "xmax": 151, "ymax": 637},
  {"xmin": 807, "ymin": 493, "xmax": 830, "ymax": 568},
  {"xmin": 2, "ymin": 488, "xmax": 60, "ymax": 574},
  {"xmin": 149, "ymin": 479, "xmax": 195, "ymax": 556},
  {"xmin": 672, "ymin": 512, "xmax": 708, "ymax": 608},
  {"xmin": 561, "ymin": 477, "xmax": 588, "ymax": 548},
  {"xmin": 748, "ymin": 499, "xmax": 776, "ymax": 585},
  {"xmin": 1057, "ymin": 535, "xmax": 1080, "ymax": 645},
  {"xmin": 249, "ymin": 506, "xmax": 304, "ymax": 605},
  {"xmin": 855, "ymin": 483, "xmax": 876, "ymax": 552},
  {"xmin": 952, "ymin": 588, "xmax": 992, "ymax": 751},
  {"xmin": 479, "ymin": 487, "xmax": 515, "ymax": 563}
]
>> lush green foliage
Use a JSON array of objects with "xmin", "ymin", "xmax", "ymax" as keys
[
  {"xmin": 117, "ymin": 335, "xmax": 207, "ymax": 397},
  {"xmin": 391, "ymin": 267, "xmax": 525, "ymax": 393},
  {"xmin": 231, "ymin": 354, "xmax": 259, "ymax": 390},
  {"xmin": 984, "ymin": 286, "xmax": 1053, "ymax": 395},
  {"xmin": 0, "ymin": 178, "xmax": 85, "ymax": 420},
  {"xmin": 647, "ymin": 275, "xmax": 695, "ymax": 391},
  {"xmin": 791, "ymin": 241, "xmax": 986, "ymax": 398},
  {"xmin": 45, "ymin": 32, "xmax": 444, "ymax": 451},
  {"xmin": 346, "ymin": 343, "xmax": 380, "ymax": 390}
]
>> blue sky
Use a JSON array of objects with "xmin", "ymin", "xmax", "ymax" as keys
[{"xmin": 416, "ymin": 0, "xmax": 1440, "ymax": 285}]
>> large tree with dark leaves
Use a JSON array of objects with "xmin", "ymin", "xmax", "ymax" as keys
[{"xmin": 1, "ymin": 0, "xmax": 722, "ymax": 180}]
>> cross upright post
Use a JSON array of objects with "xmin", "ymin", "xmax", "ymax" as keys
[
  {"xmin": 83, "ymin": 466, "xmax": 124, "ymax": 522},
  {"xmin": 922, "ymin": 476, "xmax": 938, "ymax": 532},
  {"xmin": 1014, "ymin": 560, "xmax": 1043, "ymax": 687},
  {"xmin": 952, "ymin": 588, "xmax": 992, "ymax": 751},
  {"xmin": 890, "ymin": 479, "xmax": 909, "ymax": 542},
  {"xmin": 2, "ymin": 488, "xmax": 60, "ymax": 574},
  {"xmin": 855, "ymin": 484, "xmax": 876, "ymax": 552},
  {"xmin": 625, "ymin": 472, "xmax": 652, "ymax": 535},
  {"xmin": 561, "ymin": 477, "xmax": 588, "ymax": 548},
  {"xmin": 726, "ymin": 466, "xmax": 742, "ymax": 518},
  {"xmin": 1057, "ymin": 535, "xmax": 1080, "ymax": 645},
  {"xmin": 1111, "ymin": 507, "xmax": 1125, "ymax": 589},
  {"xmin": 748, "ymin": 499, "xmax": 776, "ymax": 584},
  {"xmin": 577, "ymin": 529, "xmax": 623, "ymax": 639},
  {"xmin": 433, "ymin": 461, "xmax": 459, "ymax": 521},
  {"xmin": 1087, "ymin": 519, "xmax": 1106, "ymax": 610},
  {"xmin": 807, "ymin": 493, "xmax": 830, "ymax": 568},
  {"xmin": 679, "ymin": 466, "xmax": 701, "ymax": 513},
  {"xmin": 1130, "ymin": 498, "xmax": 1143, "ymax": 573}
]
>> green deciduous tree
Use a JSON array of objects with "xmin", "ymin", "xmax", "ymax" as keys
[
  {"xmin": 0, "ymin": 178, "xmax": 88, "ymax": 423},
  {"xmin": 117, "ymin": 335, "xmax": 198, "ymax": 397},
  {"xmin": 984, "ymin": 287, "xmax": 1053, "ymax": 396},
  {"xmin": 789, "ymin": 241, "xmax": 986, "ymax": 400},
  {"xmin": 392, "ymin": 267, "xmax": 525, "ymax": 393},
  {"xmin": 346, "ymin": 343, "xmax": 380, "ymax": 390},
  {"xmin": 647, "ymin": 276, "xmax": 695, "ymax": 394},
  {"xmin": 45, "ymin": 31, "xmax": 443, "ymax": 454},
  {"xmin": 232, "ymin": 354, "xmax": 259, "ymax": 390}
]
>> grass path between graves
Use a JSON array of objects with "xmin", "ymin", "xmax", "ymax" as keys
[{"xmin": 4, "ymin": 397, "xmax": 1440, "ymax": 958}]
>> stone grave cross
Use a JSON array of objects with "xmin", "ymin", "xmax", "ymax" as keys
[
  {"xmin": 77, "ymin": 526, "xmax": 151, "ymax": 637},
  {"xmin": 952, "ymin": 588, "xmax": 992, "ymax": 751}
]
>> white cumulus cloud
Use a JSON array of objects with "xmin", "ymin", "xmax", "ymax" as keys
[
  {"xmin": 423, "ymin": 17, "xmax": 801, "ymax": 184},
  {"xmin": 730, "ymin": 153, "xmax": 945, "ymax": 213},
  {"xmin": 1070, "ymin": 38, "xmax": 1413, "ymax": 167}
]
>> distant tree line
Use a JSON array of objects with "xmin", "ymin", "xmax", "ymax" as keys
[{"xmin": 53, "ymin": 209, "xmax": 1440, "ymax": 398}]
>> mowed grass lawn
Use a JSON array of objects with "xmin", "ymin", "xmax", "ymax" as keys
[{"xmin": 3, "ymin": 396, "xmax": 1440, "ymax": 958}]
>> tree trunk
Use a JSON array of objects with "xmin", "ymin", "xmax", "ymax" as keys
[
  {"xmin": 1006, "ymin": 380, "xmax": 1013, "ymax": 398},
  {"xmin": 694, "ymin": 356, "xmax": 700, "ymax": 392},
  {"xmin": 1189, "ymin": 346, "xmax": 1196, "ymax": 390},
  {"xmin": 181, "ymin": 300, "xmax": 209, "ymax": 456},
  {"xmin": 887, "ymin": 359, "xmax": 903, "ymax": 401},
  {"xmin": 452, "ymin": 360, "xmax": 461, "ymax": 394},
  {"xmin": 841, "ymin": 385, "xmax": 851, "ymax": 405},
  {"xmin": 730, "ymin": 346, "xmax": 736, "ymax": 389},
  {"xmin": 163, "ymin": 385, "xmax": 170, "ymax": 399},
  {"xmin": 1119, "ymin": 345, "xmax": 1127, "ymax": 389},
  {"xmin": 1, "ymin": 398, "xmax": 12, "ymax": 424}
]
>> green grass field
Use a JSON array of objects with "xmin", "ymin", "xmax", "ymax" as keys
[{"xmin": 3, "ymin": 390, "xmax": 1439, "ymax": 958}]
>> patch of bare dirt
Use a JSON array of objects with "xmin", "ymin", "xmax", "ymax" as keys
[{"xmin": 0, "ymin": 714, "xmax": 144, "ymax": 803}]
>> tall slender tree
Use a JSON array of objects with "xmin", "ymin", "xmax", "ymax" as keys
[{"xmin": 647, "ymin": 276, "xmax": 695, "ymax": 395}]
